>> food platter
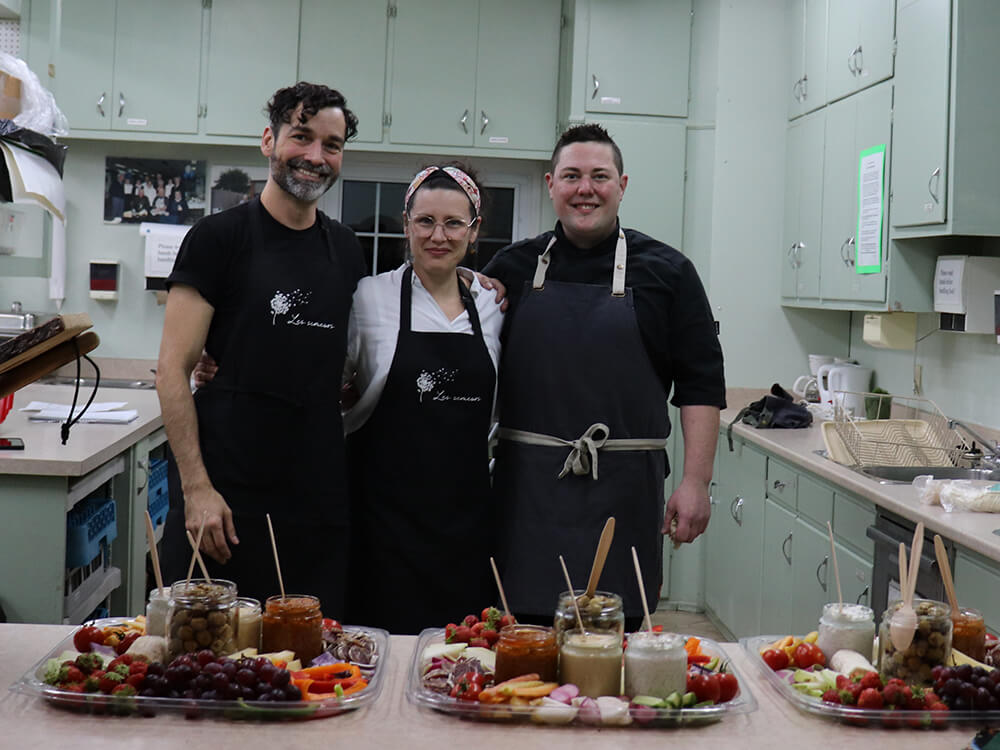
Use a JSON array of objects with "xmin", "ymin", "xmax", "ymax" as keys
[
  {"xmin": 406, "ymin": 628, "xmax": 757, "ymax": 728},
  {"xmin": 10, "ymin": 619, "xmax": 390, "ymax": 721},
  {"xmin": 741, "ymin": 635, "xmax": 1000, "ymax": 729}
]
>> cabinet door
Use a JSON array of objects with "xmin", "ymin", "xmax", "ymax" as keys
[
  {"xmin": 388, "ymin": 0, "xmax": 477, "ymax": 147},
  {"xmin": 954, "ymin": 550, "xmax": 1000, "ymax": 637},
  {"xmin": 474, "ymin": 0, "xmax": 559, "ymax": 151},
  {"xmin": 890, "ymin": 0, "xmax": 950, "ymax": 228},
  {"xmin": 836, "ymin": 541, "xmax": 873, "ymax": 612},
  {"xmin": 825, "ymin": 0, "xmax": 860, "ymax": 102},
  {"xmin": 855, "ymin": 0, "xmax": 896, "ymax": 88},
  {"xmin": 761, "ymin": 499, "xmax": 796, "ymax": 635},
  {"xmin": 204, "ymin": 0, "xmax": 300, "ymax": 137},
  {"xmin": 55, "ymin": 0, "xmax": 115, "ymax": 131},
  {"xmin": 113, "ymin": 1, "xmax": 202, "ymax": 134},
  {"xmin": 787, "ymin": 0, "xmax": 806, "ymax": 120},
  {"xmin": 298, "ymin": 0, "xmax": 387, "ymax": 144},
  {"xmin": 782, "ymin": 112, "xmax": 823, "ymax": 299},
  {"xmin": 585, "ymin": 0, "xmax": 691, "ymax": 117},
  {"xmin": 790, "ymin": 518, "xmax": 833, "ymax": 635},
  {"xmin": 801, "ymin": 0, "xmax": 828, "ymax": 114}
]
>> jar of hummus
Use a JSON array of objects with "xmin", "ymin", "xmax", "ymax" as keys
[
  {"xmin": 261, "ymin": 595, "xmax": 323, "ymax": 665},
  {"xmin": 877, "ymin": 598, "xmax": 952, "ymax": 685},
  {"xmin": 816, "ymin": 602, "xmax": 876, "ymax": 661},
  {"xmin": 166, "ymin": 578, "xmax": 237, "ymax": 660},
  {"xmin": 951, "ymin": 606, "xmax": 986, "ymax": 662},
  {"xmin": 558, "ymin": 628, "xmax": 624, "ymax": 698},
  {"xmin": 624, "ymin": 630, "xmax": 687, "ymax": 699},
  {"xmin": 553, "ymin": 590, "xmax": 625, "ymax": 644},
  {"xmin": 145, "ymin": 587, "xmax": 170, "ymax": 638},
  {"xmin": 494, "ymin": 624, "xmax": 558, "ymax": 683},
  {"xmin": 235, "ymin": 597, "xmax": 262, "ymax": 652}
]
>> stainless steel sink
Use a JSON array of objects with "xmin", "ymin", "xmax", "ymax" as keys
[
  {"xmin": 859, "ymin": 465, "xmax": 1000, "ymax": 484},
  {"xmin": 37, "ymin": 376, "xmax": 156, "ymax": 390}
]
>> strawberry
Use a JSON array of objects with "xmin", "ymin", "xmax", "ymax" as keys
[
  {"xmin": 844, "ymin": 681, "xmax": 864, "ymax": 704},
  {"xmin": 454, "ymin": 625, "xmax": 472, "ymax": 643},
  {"xmin": 835, "ymin": 674, "xmax": 853, "ymax": 691},
  {"xmin": 57, "ymin": 682, "xmax": 85, "ymax": 693},
  {"xmin": 444, "ymin": 623, "xmax": 459, "ymax": 642},
  {"xmin": 462, "ymin": 614, "xmax": 478, "ymax": 628},
  {"xmin": 128, "ymin": 661, "xmax": 148, "ymax": 676},
  {"xmin": 482, "ymin": 629, "xmax": 500, "ymax": 647},
  {"xmin": 881, "ymin": 681, "xmax": 905, "ymax": 705},
  {"xmin": 125, "ymin": 673, "xmax": 145, "ymax": 690},
  {"xmin": 58, "ymin": 664, "xmax": 85, "ymax": 684},
  {"xmin": 905, "ymin": 686, "xmax": 926, "ymax": 711},
  {"xmin": 838, "ymin": 689, "xmax": 857, "ymax": 706},
  {"xmin": 471, "ymin": 622, "xmax": 485, "ymax": 637},
  {"xmin": 98, "ymin": 671, "xmax": 124, "ymax": 694},
  {"xmin": 857, "ymin": 687, "xmax": 884, "ymax": 710},
  {"xmin": 927, "ymin": 701, "xmax": 949, "ymax": 728},
  {"xmin": 111, "ymin": 683, "xmax": 137, "ymax": 697},
  {"xmin": 74, "ymin": 652, "xmax": 103, "ymax": 674},
  {"xmin": 922, "ymin": 689, "xmax": 941, "ymax": 708},
  {"xmin": 821, "ymin": 689, "xmax": 842, "ymax": 704},
  {"xmin": 468, "ymin": 637, "xmax": 489, "ymax": 649},
  {"xmin": 858, "ymin": 671, "xmax": 883, "ymax": 691}
]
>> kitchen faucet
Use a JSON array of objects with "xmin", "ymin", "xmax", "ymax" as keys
[{"xmin": 947, "ymin": 419, "xmax": 1000, "ymax": 469}]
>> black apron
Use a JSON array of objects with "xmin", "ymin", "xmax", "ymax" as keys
[
  {"xmin": 494, "ymin": 230, "xmax": 669, "ymax": 618},
  {"xmin": 162, "ymin": 199, "xmax": 353, "ymax": 613},
  {"xmin": 346, "ymin": 266, "xmax": 497, "ymax": 633}
]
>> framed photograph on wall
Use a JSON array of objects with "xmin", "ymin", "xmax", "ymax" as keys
[
  {"xmin": 209, "ymin": 165, "xmax": 269, "ymax": 214},
  {"xmin": 104, "ymin": 157, "xmax": 207, "ymax": 225}
]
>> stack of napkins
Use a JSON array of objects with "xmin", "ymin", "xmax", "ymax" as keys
[{"xmin": 20, "ymin": 401, "xmax": 139, "ymax": 424}]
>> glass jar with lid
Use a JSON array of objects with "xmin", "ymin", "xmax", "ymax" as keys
[
  {"xmin": 234, "ymin": 597, "xmax": 263, "ymax": 652},
  {"xmin": 166, "ymin": 578, "xmax": 238, "ymax": 660},
  {"xmin": 553, "ymin": 590, "xmax": 625, "ymax": 643},
  {"xmin": 559, "ymin": 628, "xmax": 624, "ymax": 698},
  {"xmin": 877, "ymin": 598, "xmax": 952, "ymax": 685},
  {"xmin": 624, "ymin": 630, "xmax": 687, "ymax": 699},
  {"xmin": 145, "ymin": 587, "xmax": 170, "ymax": 638},
  {"xmin": 951, "ymin": 606, "xmax": 986, "ymax": 662},
  {"xmin": 816, "ymin": 602, "xmax": 876, "ymax": 661},
  {"xmin": 494, "ymin": 624, "xmax": 559, "ymax": 683},
  {"xmin": 261, "ymin": 595, "xmax": 324, "ymax": 665}
]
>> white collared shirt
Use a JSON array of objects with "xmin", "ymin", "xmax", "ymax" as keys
[{"xmin": 343, "ymin": 264, "xmax": 504, "ymax": 434}]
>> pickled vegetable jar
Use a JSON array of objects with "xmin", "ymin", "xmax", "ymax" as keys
[
  {"xmin": 817, "ymin": 602, "xmax": 875, "ymax": 660},
  {"xmin": 553, "ymin": 590, "xmax": 624, "ymax": 643},
  {"xmin": 166, "ymin": 578, "xmax": 237, "ymax": 659},
  {"xmin": 494, "ymin": 624, "xmax": 558, "ymax": 683},
  {"xmin": 624, "ymin": 630, "xmax": 686, "ymax": 699},
  {"xmin": 559, "ymin": 628, "xmax": 623, "ymax": 698},
  {"xmin": 951, "ymin": 606, "xmax": 986, "ymax": 662},
  {"xmin": 262, "ymin": 595, "xmax": 323, "ymax": 665},
  {"xmin": 877, "ymin": 598, "xmax": 952, "ymax": 685}
]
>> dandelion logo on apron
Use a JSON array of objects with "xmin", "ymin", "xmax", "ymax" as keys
[
  {"xmin": 268, "ymin": 289, "xmax": 335, "ymax": 330},
  {"xmin": 416, "ymin": 367, "xmax": 482, "ymax": 404}
]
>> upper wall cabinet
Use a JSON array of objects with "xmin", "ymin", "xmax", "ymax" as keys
[
  {"xmin": 781, "ymin": 110, "xmax": 824, "ymax": 299},
  {"xmin": 891, "ymin": 0, "xmax": 1000, "ymax": 237},
  {"xmin": 204, "ymin": 0, "xmax": 300, "ymax": 137},
  {"xmin": 825, "ymin": 0, "xmax": 895, "ymax": 103},
  {"xmin": 388, "ymin": 0, "xmax": 560, "ymax": 151},
  {"xmin": 52, "ymin": 0, "xmax": 203, "ymax": 134},
  {"xmin": 298, "ymin": 1, "xmax": 387, "ymax": 144},
  {"xmin": 584, "ymin": 0, "xmax": 691, "ymax": 118},
  {"xmin": 787, "ymin": 0, "xmax": 827, "ymax": 120}
]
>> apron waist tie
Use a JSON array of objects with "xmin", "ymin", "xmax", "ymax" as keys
[{"xmin": 498, "ymin": 423, "xmax": 667, "ymax": 480}]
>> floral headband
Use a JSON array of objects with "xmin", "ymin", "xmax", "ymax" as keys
[{"xmin": 404, "ymin": 166, "xmax": 481, "ymax": 216}]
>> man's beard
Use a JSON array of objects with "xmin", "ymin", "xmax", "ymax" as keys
[{"xmin": 270, "ymin": 155, "xmax": 337, "ymax": 202}]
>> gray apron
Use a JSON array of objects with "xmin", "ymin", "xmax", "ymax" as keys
[{"xmin": 494, "ymin": 230, "xmax": 669, "ymax": 617}]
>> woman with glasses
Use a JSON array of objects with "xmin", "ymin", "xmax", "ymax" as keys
[{"xmin": 343, "ymin": 163, "xmax": 503, "ymax": 633}]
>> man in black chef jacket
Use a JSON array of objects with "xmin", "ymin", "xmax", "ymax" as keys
[
  {"xmin": 156, "ymin": 83, "xmax": 366, "ymax": 613},
  {"xmin": 485, "ymin": 124, "xmax": 726, "ymax": 630}
]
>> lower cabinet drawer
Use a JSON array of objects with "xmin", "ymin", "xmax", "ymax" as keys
[{"xmin": 833, "ymin": 493, "xmax": 875, "ymax": 561}]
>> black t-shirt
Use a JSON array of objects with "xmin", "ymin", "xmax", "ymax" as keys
[{"xmin": 484, "ymin": 222, "xmax": 726, "ymax": 409}]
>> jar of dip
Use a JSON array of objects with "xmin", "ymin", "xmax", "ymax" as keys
[
  {"xmin": 558, "ymin": 628, "xmax": 624, "ymax": 698},
  {"xmin": 951, "ymin": 606, "xmax": 987, "ymax": 662},
  {"xmin": 234, "ymin": 597, "xmax": 262, "ymax": 652},
  {"xmin": 877, "ymin": 598, "xmax": 952, "ymax": 685},
  {"xmin": 624, "ymin": 630, "xmax": 687, "ymax": 699},
  {"xmin": 816, "ymin": 602, "xmax": 876, "ymax": 661},
  {"xmin": 494, "ymin": 624, "xmax": 558, "ymax": 683},
  {"xmin": 145, "ymin": 587, "xmax": 170, "ymax": 638},
  {"xmin": 553, "ymin": 590, "xmax": 625, "ymax": 644},
  {"xmin": 166, "ymin": 578, "xmax": 237, "ymax": 660},
  {"xmin": 262, "ymin": 595, "xmax": 323, "ymax": 665}
]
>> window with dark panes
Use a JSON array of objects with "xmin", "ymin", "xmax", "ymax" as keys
[{"xmin": 342, "ymin": 180, "xmax": 515, "ymax": 275}]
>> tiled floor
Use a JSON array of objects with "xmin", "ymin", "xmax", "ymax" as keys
[{"xmin": 649, "ymin": 609, "xmax": 726, "ymax": 641}]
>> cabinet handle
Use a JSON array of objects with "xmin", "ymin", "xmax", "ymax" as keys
[
  {"xmin": 848, "ymin": 45, "xmax": 862, "ymax": 76},
  {"xmin": 781, "ymin": 532, "xmax": 793, "ymax": 565},
  {"xmin": 792, "ymin": 78, "xmax": 802, "ymax": 102},
  {"xmin": 816, "ymin": 555, "xmax": 829, "ymax": 591},
  {"xmin": 709, "ymin": 480, "xmax": 717, "ymax": 506},
  {"xmin": 730, "ymin": 496, "xmax": 744, "ymax": 526},
  {"xmin": 841, "ymin": 236, "xmax": 855, "ymax": 267},
  {"xmin": 800, "ymin": 74, "xmax": 807, "ymax": 101},
  {"xmin": 927, "ymin": 167, "xmax": 941, "ymax": 204},
  {"xmin": 459, "ymin": 109, "xmax": 469, "ymax": 133},
  {"xmin": 480, "ymin": 110, "xmax": 489, "ymax": 135},
  {"xmin": 118, "ymin": 92, "xmax": 125, "ymax": 117},
  {"xmin": 772, "ymin": 479, "xmax": 786, "ymax": 491},
  {"xmin": 853, "ymin": 45, "xmax": 864, "ymax": 75},
  {"xmin": 136, "ymin": 458, "xmax": 148, "ymax": 494},
  {"xmin": 856, "ymin": 585, "xmax": 870, "ymax": 605},
  {"xmin": 96, "ymin": 92, "xmax": 106, "ymax": 118},
  {"xmin": 787, "ymin": 242, "xmax": 803, "ymax": 269},
  {"xmin": 591, "ymin": 73, "xmax": 600, "ymax": 99}
]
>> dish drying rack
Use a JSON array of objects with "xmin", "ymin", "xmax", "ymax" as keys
[{"xmin": 826, "ymin": 392, "xmax": 970, "ymax": 468}]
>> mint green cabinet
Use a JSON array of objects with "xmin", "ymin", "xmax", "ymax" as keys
[
  {"xmin": 53, "ymin": 0, "xmax": 202, "ymax": 134},
  {"xmin": 953, "ymin": 548, "xmax": 1000, "ymax": 637},
  {"xmin": 584, "ymin": 0, "xmax": 691, "ymax": 117},
  {"xmin": 760, "ymin": 498, "xmax": 796, "ymax": 635},
  {"xmin": 787, "ymin": 0, "xmax": 828, "ymax": 119},
  {"xmin": 204, "ymin": 0, "xmax": 300, "ymax": 137},
  {"xmin": 298, "ymin": 0, "xmax": 387, "ymax": 144},
  {"xmin": 825, "ymin": 0, "xmax": 895, "ymax": 103},
  {"xmin": 781, "ymin": 110, "xmax": 824, "ymax": 299}
]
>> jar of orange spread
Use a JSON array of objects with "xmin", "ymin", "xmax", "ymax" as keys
[
  {"xmin": 493, "ymin": 624, "xmax": 558, "ymax": 683},
  {"xmin": 261, "ymin": 595, "xmax": 323, "ymax": 665},
  {"xmin": 952, "ymin": 606, "xmax": 987, "ymax": 662}
]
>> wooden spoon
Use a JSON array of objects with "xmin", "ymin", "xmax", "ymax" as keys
[
  {"xmin": 890, "ymin": 522, "xmax": 924, "ymax": 651},
  {"xmin": 584, "ymin": 517, "xmax": 615, "ymax": 598},
  {"xmin": 933, "ymin": 534, "xmax": 960, "ymax": 614},
  {"xmin": 890, "ymin": 542, "xmax": 916, "ymax": 650}
]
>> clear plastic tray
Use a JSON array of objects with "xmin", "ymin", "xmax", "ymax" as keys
[
  {"xmin": 741, "ymin": 635, "xmax": 1000, "ymax": 729},
  {"xmin": 406, "ymin": 628, "xmax": 757, "ymax": 728},
  {"xmin": 10, "ymin": 618, "xmax": 390, "ymax": 721}
]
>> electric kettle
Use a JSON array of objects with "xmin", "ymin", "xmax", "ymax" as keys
[{"xmin": 816, "ymin": 363, "xmax": 873, "ymax": 416}]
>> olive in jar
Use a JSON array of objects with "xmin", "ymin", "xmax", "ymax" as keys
[
  {"xmin": 877, "ymin": 599, "xmax": 952, "ymax": 685},
  {"xmin": 166, "ymin": 579, "xmax": 238, "ymax": 660}
]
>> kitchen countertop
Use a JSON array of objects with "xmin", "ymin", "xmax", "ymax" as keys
[
  {"xmin": 0, "ymin": 383, "xmax": 163, "ymax": 476},
  {"xmin": 721, "ymin": 388, "xmax": 1000, "ymax": 564},
  {"xmin": 0, "ymin": 624, "xmax": 981, "ymax": 748}
]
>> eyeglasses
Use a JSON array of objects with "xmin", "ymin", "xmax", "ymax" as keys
[{"xmin": 407, "ymin": 213, "xmax": 478, "ymax": 239}]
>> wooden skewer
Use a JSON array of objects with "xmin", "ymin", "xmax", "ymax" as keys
[
  {"xmin": 934, "ymin": 534, "xmax": 960, "ymax": 613},
  {"xmin": 558, "ymin": 555, "xmax": 585, "ymax": 633},
  {"xmin": 489, "ymin": 556, "xmax": 511, "ymax": 620},
  {"xmin": 266, "ymin": 513, "xmax": 285, "ymax": 600},
  {"xmin": 144, "ymin": 510, "xmax": 164, "ymax": 596},
  {"xmin": 631, "ymin": 546, "xmax": 653, "ymax": 633},
  {"xmin": 826, "ymin": 521, "xmax": 844, "ymax": 614},
  {"xmin": 898, "ymin": 542, "xmax": 908, "ymax": 602},
  {"xmin": 185, "ymin": 529, "xmax": 211, "ymax": 580},
  {"xmin": 907, "ymin": 522, "xmax": 924, "ymax": 606},
  {"xmin": 185, "ymin": 511, "xmax": 208, "ymax": 586}
]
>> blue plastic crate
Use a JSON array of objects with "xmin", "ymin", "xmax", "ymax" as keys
[
  {"xmin": 148, "ymin": 458, "xmax": 169, "ymax": 529},
  {"xmin": 65, "ymin": 496, "xmax": 117, "ymax": 569}
]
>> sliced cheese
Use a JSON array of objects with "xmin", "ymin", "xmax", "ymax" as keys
[
  {"xmin": 421, "ymin": 642, "xmax": 467, "ymax": 662},
  {"xmin": 463, "ymin": 646, "xmax": 496, "ymax": 672}
]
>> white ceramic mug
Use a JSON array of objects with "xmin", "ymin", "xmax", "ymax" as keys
[{"xmin": 808, "ymin": 354, "xmax": 835, "ymax": 376}]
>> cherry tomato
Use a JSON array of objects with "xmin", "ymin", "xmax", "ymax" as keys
[
  {"xmin": 717, "ymin": 672, "xmax": 739, "ymax": 703},
  {"xmin": 760, "ymin": 648, "xmax": 789, "ymax": 671},
  {"xmin": 687, "ymin": 671, "xmax": 721, "ymax": 704},
  {"xmin": 793, "ymin": 642, "xmax": 826, "ymax": 669},
  {"xmin": 72, "ymin": 626, "xmax": 103, "ymax": 653}
]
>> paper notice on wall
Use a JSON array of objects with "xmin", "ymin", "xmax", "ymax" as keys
[
  {"xmin": 141, "ymin": 222, "xmax": 190, "ymax": 278},
  {"xmin": 856, "ymin": 145, "xmax": 885, "ymax": 274}
]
